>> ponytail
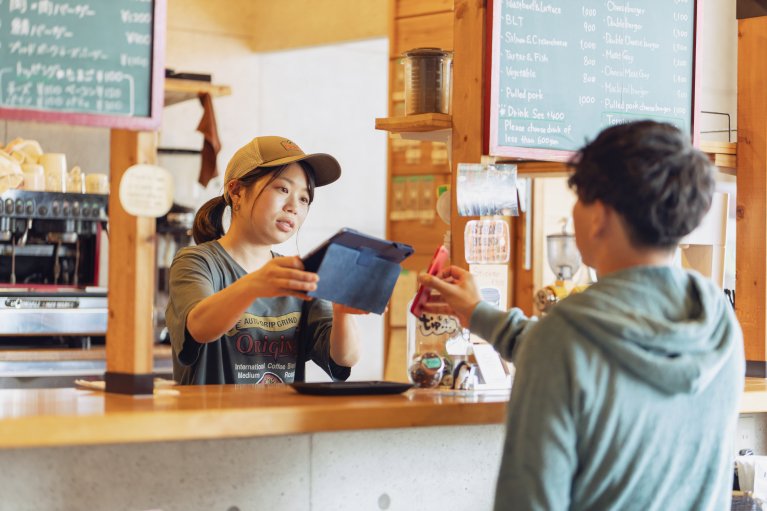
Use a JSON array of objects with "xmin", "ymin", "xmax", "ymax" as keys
[{"xmin": 192, "ymin": 195, "xmax": 228, "ymax": 244}]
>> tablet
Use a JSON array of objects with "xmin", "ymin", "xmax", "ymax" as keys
[
  {"xmin": 301, "ymin": 228, "xmax": 414, "ymax": 314},
  {"xmin": 291, "ymin": 381, "xmax": 413, "ymax": 396},
  {"xmin": 302, "ymin": 228, "xmax": 414, "ymax": 270}
]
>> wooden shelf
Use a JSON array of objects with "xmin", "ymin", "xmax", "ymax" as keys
[
  {"xmin": 163, "ymin": 78, "xmax": 232, "ymax": 107},
  {"xmin": 700, "ymin": 140, "xmax": 736, "ymax": 172},
  {"xmin": 375, "ymin": 113, "xmax": 452, "ymax": 133}
]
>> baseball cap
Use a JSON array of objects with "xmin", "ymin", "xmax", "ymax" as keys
[{"xmin": 223, "ymin": 136, "xmax": 341, "ymax": 202}]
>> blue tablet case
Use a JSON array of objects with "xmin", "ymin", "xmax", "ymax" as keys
[{"xmin": 302, "ymin": 229, "xmax": 414, "ymax": 314}]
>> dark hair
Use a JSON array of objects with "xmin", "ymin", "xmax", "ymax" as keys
[
  {"xmin": 567, "ymin": 121, "xmax": 715, "ymax": 250},
  {"xmin": 192, "ymin": 161, "xmax": 316, "ymax": 244}
]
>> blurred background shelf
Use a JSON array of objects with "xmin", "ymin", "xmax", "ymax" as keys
[{"xmin": 164, "ymin": 78, "xmax": 232, "ymax": 106}]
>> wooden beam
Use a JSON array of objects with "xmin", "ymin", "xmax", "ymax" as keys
[
  {"xmin": 736, "ymin": 16, "xmax": 767, "ymax": 376},
  {"xmin": 106, "ymin": 130, "xmax": 158, "ymax": 394},
  {"xmin": 450, "ymin": 0, "xmax": 485, "ymax": 269},
  {"xmin": 250, "ymin": 0, "xmax": 388, "ymax": 52}
]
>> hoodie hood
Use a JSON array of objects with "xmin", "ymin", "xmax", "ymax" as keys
[{"xmin": 551, "ymin": 266, "xmax": 739, "ymax": 395}]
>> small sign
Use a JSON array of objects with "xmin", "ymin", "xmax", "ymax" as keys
[{"xmin": 118, "ymin": 164, "xmax": 173, "ymax": 218}]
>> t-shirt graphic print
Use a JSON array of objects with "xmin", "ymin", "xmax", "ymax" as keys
[{"xmin": 227, "ymin": 311, "xmax": 302, "ymax": 383}]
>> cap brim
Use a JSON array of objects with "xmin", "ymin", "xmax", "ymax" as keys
[{"xmin": 261, "ymin": 152, "xmax": 341, "ymax": 187}]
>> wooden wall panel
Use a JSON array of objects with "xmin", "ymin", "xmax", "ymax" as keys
[
  {"xmin": 168, "ymin": 0, "xmax": 387, "ymax": 51},
  {"xmin": 736, "ymin": 16, "xmax": 767, "ymax": 372},
  {"xmin": 393, "ymin": 12, "xmax": 454, "ymax": 55},
  {"xmin": 251, "ymin": 0, "xmax": 388, "ymax": 52},
  {"xmin": 449, "ymin": 0, "xmax": 485, "ymax": 269},
  {"xmin": 396, "ymin": 0, "xmax": 454, "ymax": 18}
]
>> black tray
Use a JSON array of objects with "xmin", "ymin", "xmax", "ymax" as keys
[{"xmin": 291, "ymin": 381, "xmax": 413, "ymax": 396}]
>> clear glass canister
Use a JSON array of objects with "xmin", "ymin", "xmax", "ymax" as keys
[
  {"xmin": 402, "ymin": 48, "xmax": 453, "ymax": 115},
  {"xmin": 407, "ymin": 298, "xmax": 463, "ymax": 388}
]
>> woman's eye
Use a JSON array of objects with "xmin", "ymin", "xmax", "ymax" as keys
[
  {"xmin": 300, "ymin": 197, "xmax": 310, "ymax": 205},
  {"xmin": 277, "ymin": 186, "xmax": 289, "ymax": 193}
]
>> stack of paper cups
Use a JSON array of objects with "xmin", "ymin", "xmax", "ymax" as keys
[
  {"xmin": 85, "ymin": 173, "xmax": 109, "ymax": 194},
  {"xmin": 39, "ymin": 153, "xmax": 67, "ymax": 192},
  {"xmin": 21, "ymin": 163, "xmax": 45, "ymax": 191}
]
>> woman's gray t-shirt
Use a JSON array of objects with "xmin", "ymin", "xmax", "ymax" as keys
[{"xmin": 165, "ymin": 241, "xmax": 350, "ymax": 385}]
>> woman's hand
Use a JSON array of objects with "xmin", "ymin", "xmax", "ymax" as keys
[
  {"xmin": 418, "ymin": 265, "xmax": 482, "ymax": 327},
  {"xmin": 244, "ymin": 256, "xmax": 319, "ymax": 300},
  {"xmin": 330, "ymin": 303, "xmax": 363, "ymax": 367}
]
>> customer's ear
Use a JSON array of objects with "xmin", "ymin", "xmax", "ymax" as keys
[{"xmin": 591, "ymin": 200, "xmax": 609, "ymax": 239}]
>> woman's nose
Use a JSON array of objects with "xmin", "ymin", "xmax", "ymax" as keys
[{"xmin": 284, "ymin": 195, "xmax": 299, "ymax": 213}]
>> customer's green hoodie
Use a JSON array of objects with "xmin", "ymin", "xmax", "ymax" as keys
[{"xmin": 471, "ymin": 266, "xmax": 744, "ymax": 511}]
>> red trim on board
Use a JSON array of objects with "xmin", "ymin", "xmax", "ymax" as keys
[{"xmin": 483, "ymin": 0, "xmax": 494, "ymax": 156}]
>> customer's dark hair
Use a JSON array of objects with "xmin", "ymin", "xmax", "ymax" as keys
[
  {"xmin": 567, "ymin": 121, "xmax": 715, "ymax": 250},
  {"xmin": 192, "ymin": 161, "xmax": 316, "ymax": 244}
]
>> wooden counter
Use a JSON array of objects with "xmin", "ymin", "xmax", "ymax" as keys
[
  {"xmin": 0, "ymin": 376, "xmax": 764, "ymax": 450},
  {"xmin": 0, "ymin": 384, "xmax": 508, "ymax": 449},
  {"xmin": 740, "ymin": 378, "xmax": 767, "ymax": 413}
]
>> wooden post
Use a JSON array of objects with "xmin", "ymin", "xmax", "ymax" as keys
[
  {"xmin": 105, "ymin": 129, "xmax": 158, "ymax": 394},
  {"xmin": 736, "ymin": 15, "xmax": 767, "ymax": 376},
  {"xmin": 450, "ymin": 0, "xmax": 486, "ymax": 268}
]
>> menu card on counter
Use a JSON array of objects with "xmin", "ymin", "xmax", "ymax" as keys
[
  {"xmin": 489, "ymin": 0, "xmax": 698, "ymax": 161},
  {"xmin": 0, "ymin": 0, "xmax": 165, "ymax": 129}
]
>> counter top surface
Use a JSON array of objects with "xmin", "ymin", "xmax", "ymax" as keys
[
  {"xmin": 1, "ymin": 377, "xmax": 765, "ymax": 449},
  {"xmin": 0, "ymin": 383, "xmax": 509, "ymax": 449}
]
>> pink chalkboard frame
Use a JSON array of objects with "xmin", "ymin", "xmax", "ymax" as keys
[{"xmin": 0, "ymin": 0, "xmax": 166, "ymax": 131}]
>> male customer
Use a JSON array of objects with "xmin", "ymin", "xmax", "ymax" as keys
[{"xmin": 419, "ymin": 120, "xmax": 744, "ymax": 510}]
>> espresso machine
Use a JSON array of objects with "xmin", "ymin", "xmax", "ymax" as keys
[{"xmin": 0, "ymin": 189, "xmax": 109, "ymax": 346}]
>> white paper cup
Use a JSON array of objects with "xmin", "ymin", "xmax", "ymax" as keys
[
  {"xmin": 85, "ymin": 173, "xmax": 109, "ymax": 194},
  {"xmin": 21, "ymin": 163, "xmax": 45, "ymax": 191},
  {"xmin": 39, "ymin": 153, "xmax": 67, "ymax": 192}
]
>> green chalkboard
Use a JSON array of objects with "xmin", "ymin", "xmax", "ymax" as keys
[
  {"xmin": 489, "ymin": 0, "xmax": 699, "ymax": 161},
  {"xmin": 0, "ymin": 0, "xmax": 165, "ymax": 130}
]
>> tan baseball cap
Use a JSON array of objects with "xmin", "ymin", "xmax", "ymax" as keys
[{"xmin": 223, "ymin": 136, "xmax": 341, "ymax": 202}]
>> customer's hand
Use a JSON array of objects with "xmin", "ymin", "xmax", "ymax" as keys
[
  {"xmin": 246, "ymin": 256, "xmax": 318, "ymax": 300},
  {"xmin": 418, "ymin": 265, "xmax": 481, "ymax": 327}
]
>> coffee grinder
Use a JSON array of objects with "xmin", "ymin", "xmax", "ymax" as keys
[{"xmin": 534, "ymin": 226, "xmax": 585, "ymax": 314}]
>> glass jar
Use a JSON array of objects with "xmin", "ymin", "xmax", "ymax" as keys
[
  {"xmin": 402, "ymin": 48, "xmax": 453, "ymax": 115},
  {"xmin": 407, "ymin": 298, "xmax": 463, "ymax": 388}
]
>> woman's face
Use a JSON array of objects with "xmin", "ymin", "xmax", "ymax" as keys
[{"xmin": 239, "ymin": 162, "xmax": 311, "ymax": 245}]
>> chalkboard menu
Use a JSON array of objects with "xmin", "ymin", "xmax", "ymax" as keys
[
  {"xmin": 0, "ymin": 0, "xmax": 165, "ymax": 130},
  {"xmin": 489, "ymin": 0, "xmax": 699, "ymax": 161}
]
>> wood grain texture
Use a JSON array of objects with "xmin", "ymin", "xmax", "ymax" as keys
[
  {"xmin": 250, "ymin": 0, "xmax": 388, "ymax": 52},
  {"xmin": 736, "ymin": 17, "xmax": 767, "ymax": 362},
  {"xmin": 396, "ymin": 0, "xmax": 454, "ymax": 19},
  {"xmin": 449, "ymin": 0, "xmax": 486, "ymax": 269},
  {"xmin": 106, "ymin": 130, "xmax": 158, "ymax": 375},
  {"xmin": 394, "ymin": 12, "xmax": 455, "ymax": 55},
  {"xmin": 0, "ymin": 384, "xmax": 508, "ymax": 448},
  {"xmin": 164, "ymin": 78, "xmax": 231, "ymax": 107}
]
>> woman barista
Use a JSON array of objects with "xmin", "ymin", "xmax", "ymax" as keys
[{"xmin": 165, "ymin": 136, "xmax": 362, "ymax": 385}]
